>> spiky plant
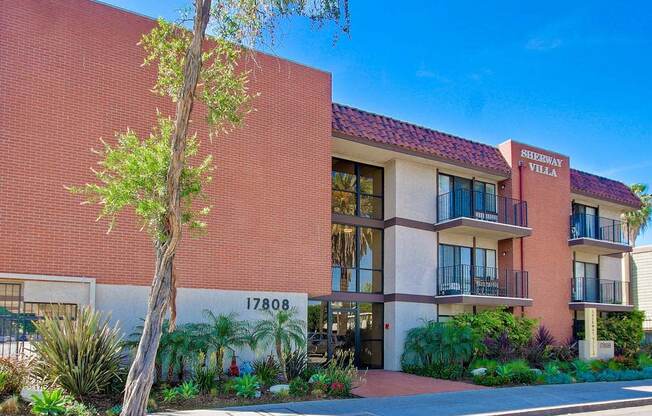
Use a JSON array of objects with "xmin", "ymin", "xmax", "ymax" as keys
[{"xmin": 32, "ymin": 307, "xmax": 124, "ymax": 398}]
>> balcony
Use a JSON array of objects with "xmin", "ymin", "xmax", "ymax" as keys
[
  {"xmin": 434, "ymin": 189, "xmax": 531, "ymax": 239},
  {"xmin": 569, "ymin": 213, "xmax": 632, "ymax": 255},
  {"xmin": 435, "ymin": 265, "xmax": 532, "ymax": 307},
  {"xmin": 569, "ymin": 277, "xmax": 633, "ymax": 312}
]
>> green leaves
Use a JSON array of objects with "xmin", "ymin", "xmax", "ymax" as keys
[
  {"xmin": 140, "ymin": 19, "xmax": 251, "ymax": 138},
  {"xmin": 32, "ymin": 307, "xmax": 124, "ymax": 399},
  {"xmin": 68, "ymin": 115, "xmax": 213, "ymax": 243}
]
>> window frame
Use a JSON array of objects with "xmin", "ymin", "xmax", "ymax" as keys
[
  {"xmin": 332, "ymin": 158, "xmax": 384, "ymax": 220},
  {"xmin": 331, "ymin": 223, "xmax": 384, "ymax": 294}
]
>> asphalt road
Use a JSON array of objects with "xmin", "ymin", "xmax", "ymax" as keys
[{"xmin": 570, "ymin": 405, "xmax": 652, "ymax": 415}]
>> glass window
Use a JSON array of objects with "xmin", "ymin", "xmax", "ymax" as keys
[
  {"xmin": 332, "ymin": 158, "xmax": 383, "ymax": 220},
  {"xmin": 332, "ymin": 224, "xmax": 383, "ymax": 293},
  {"xmin": 23, "ymin": 302, "xmax": 78, "ymax": 320}
]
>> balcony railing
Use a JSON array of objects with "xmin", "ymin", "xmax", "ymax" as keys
[
  {"xmin": 437, "ymin": 189, "xmax": 528, "ymax": 227},
  {"xmin": 570, "ymin": 213, "xmax": 629, "ymax": 245},
  {"xmin": 437, "ymin": 265, "xmax": 529, "ymax": 298},
  {"xmin": 571, "ymin": 277, "xmax": 628, "ymax": 304}
]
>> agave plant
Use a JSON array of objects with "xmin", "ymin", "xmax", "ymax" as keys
[
  {"xmin": 32, "ymin": 307, "xmax": 124, "ymax": 398},
  {"xmin": 251, "ymin": 308, "xmax": 306, "ymax": 380}
]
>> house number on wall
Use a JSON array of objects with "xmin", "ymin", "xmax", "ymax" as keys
[{"xmin": 246, "ymin": 297, "xmax": 290, "ymax": 311}]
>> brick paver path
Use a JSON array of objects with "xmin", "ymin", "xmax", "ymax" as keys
[{"xmin": 351, "ymin": 370, "xmax": 486, "ymax": 397}]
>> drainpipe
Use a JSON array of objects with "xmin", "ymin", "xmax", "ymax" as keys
[{"xmin": 518, "ymin": 161, "xmax": 525, "ymax": 316}]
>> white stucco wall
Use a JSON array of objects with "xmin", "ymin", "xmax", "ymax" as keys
[{"xmin": 383, "ymin": 301, "xmax": 437, "ymax": 371}]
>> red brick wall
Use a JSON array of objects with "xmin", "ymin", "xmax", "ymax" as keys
[
  {"xmin": 499, "ymin": 140, "xmax": 574, "ymax": 341},
  {"xmin": 0, "ymin": 0, "xmax": 333, "ymax": 296}
]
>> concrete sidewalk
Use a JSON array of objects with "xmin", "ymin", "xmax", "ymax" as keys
[{"xmin": 155, "ymin": 379, "xmax": 652, "ymax": 416}]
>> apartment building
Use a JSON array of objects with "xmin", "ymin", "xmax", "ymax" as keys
[{"xmin": 0, "ymin": 0, "xmax": 641, "ymax": 370}]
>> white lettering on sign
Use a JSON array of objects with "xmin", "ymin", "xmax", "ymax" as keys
[{"xmin": 520, "ymin": 149, "xmax": 563, "ymax": 178}]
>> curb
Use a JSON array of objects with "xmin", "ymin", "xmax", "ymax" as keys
[{"xmin": 478, "ymin": 396, "xmax": 652, "ymax": 416}]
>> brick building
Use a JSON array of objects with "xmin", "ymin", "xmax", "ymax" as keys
[{"xmin": 0, "ymin": 0, "xmax": 641, "ymax": 370}]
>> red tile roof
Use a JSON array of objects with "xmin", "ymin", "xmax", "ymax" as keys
[
  {"xmin": 571, "ymin": 169, "xmax": 641, "ymax": 209},
  {"xmin": 332, "ymin": 103, "xmax": 641, "ymax": 209},
  {"xmin": 332, "ymin": 103, "xmax": 512, "ymax": 176}
]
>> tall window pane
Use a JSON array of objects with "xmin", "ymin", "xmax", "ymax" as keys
[
  {"xmin": 332, "ymin": 224, "xmax": 382, "ymax": 293},
  {"xmin": 332, "ymin": 159, "xmax": 383, "ymax": 220}
]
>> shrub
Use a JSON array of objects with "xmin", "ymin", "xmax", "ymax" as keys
[
  {"xmin": 252, "ymin": 356, "xmax": 281, "ymax": 387},
  {"xmin": 289, "ymin": 377, "xmax": 309, "ymax": 396},
  {"xmin": 526, "ymin": 326, "xmax": 555, "ymax": 368},
  {"xmin": 469, "ymin": 358, "xmax": 498, "ymax": 372},
  {"xmin": 504, "ymin": 359, "xmax": 535, "ymax": 384},
  {"xmin": 0, "ymin": 357, "xmax": 30, "ymax": 395},
  {"xmin": 597, "ymin": 310, "xmax": 645, "ymax": 356},
  {"xmin": 193, "ymin": 365, "xmax": 219, "ymax": 393},
  {"xmin": 321, "ymin": 350, "xmax": 358, "ymax": 394},
  {"xmin": 33, "ymin": 307, "xmax": 124, "ymax": 398},
  {"xmin": 284, "ymin": 349, "xmax": 308, "ymax": 381},
  {"xmin": 453, "ymin": 307, "xmax": 536, "ymax": 348},
  {"xmin": 161, "ymin": 387, "xmax": 179, "ymax": 403},
  {"xmin": 176, "ymin": 381, "xmax": 199, "ymax": 400},
  {"xmin": 105, "ymin": 405, "xmax": 122, "ymax": 416},
  {"xmin": 545, "ymin": 372, "xmax": 573, "ymax": 384},
  {"xmin": 30, "ymin": 389, "xmax": 69, "ymax": 416},
  {"xmin": 0, "ymin": 396, "xmax": 20, "ymax": 415},
  {"xmin": 570, "ymin": 359, "xmax": 590, "ymax": 374},
  {"xmin": 233, "ymin": 374, "xmax": 261, "ymax": 398},
  {"xmin": 638, "ymin": 353, "xmax": 652, "ymax": 369},
  {"xmin": 473, "ymin": 373, "xmax": 509, "ymax": 386},
  {"xmin": 64, "ymin": 401, "xmax": 98, "ymax": 416},
  {"xmin": 308, "ymin": 373, "xmax": 330, "ymax": 392},
  {"xmin": 589, "ymin": 359, "xmax": 608, "ymax": 372},
  {"xmin": 402, "ymin": 320, "xmax": 475, "ymax": 371},
  {"xmin": 483, "ymin": 331, "xmax": 520, "ymax": 363}
]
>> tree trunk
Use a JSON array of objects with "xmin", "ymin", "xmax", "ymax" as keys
[
  {"xmin": 120, "ymin": 1, "xmax": 212, "ymax": 414},
  {"xmin": 121, "ymin": 246, "xmax": 174, "ymax": 416},
  {"xmin": 276, "ymin": 340, "xmax": 287, "ymax": 381}
]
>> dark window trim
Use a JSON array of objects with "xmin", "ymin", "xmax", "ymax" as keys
[
  {"xmin": 332, "ymin": 223, "xmax": 384, "ymax": 294},
  {"xmin": 332, "ymin": 158, "xmax": 384, "ymax": 220}
]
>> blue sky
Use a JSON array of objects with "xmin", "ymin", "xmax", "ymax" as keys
[{"xmin": 105, "ymin": 0, "xmax": 652, "ymax": 244}]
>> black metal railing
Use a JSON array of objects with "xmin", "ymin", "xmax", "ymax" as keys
[
  {"xmin": 437, "ymin": 265, "xmax": 529, "ymax": 298},
  {"xmin": 569, "ymin": 213, "xmax": 629, "ymax": 245},
  {"xmin": 437, "ymin": 189, "xmax": 528, "ymax": 227},
  {"xmin": 571, "ymin": 277, "xmax": 628, "ymax": 304},
  {"xmin": 0, "ymin": 313, "xmax": 41, "ymax": 359}
]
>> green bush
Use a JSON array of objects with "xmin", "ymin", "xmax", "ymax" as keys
[
  {"xmin": 469, "ymin": 358, "xmax": 498, "ymax": 373},
  {"xmin": 638, "ymin": 353, "xmax": 652, "ymax": 369},
  {"xmin": 597, "ymin": 310, "xmax": 644, "ymax": 356},
  {"xmin": 192, "ymin": 365, "xmax": 219, "ymax": 393},
  {"xmin": 233, "ymin": 374, "xmax": 261, "ymax": 398},
  {"xmin": 321, "ymin": 350, "xmax": 357, "ymax": 394},
  {"xmin": 64, "ymin": 401, "xmax": 98, "ymax": 416},
  {"xmin": 33, "ymin": 307, "xmax": 124, "ymax": 398},
  {"xmin": 570, "ymin": 359, "xmax": 590, "ymax": 374},
  {"xmin": 453, "ymin": 307, "xmax": 536, "ymax": 348},
  {"xmin": 544, "ymin": 372, "xmax": 573, "ymax": 384},
  {"xmin": 176, "ymin": 381, "xmax": 199, "ymax": 400},
  {"xmin": 161, "ymin": 386, "xmax": 179, "ymax": 403},
  {"xmin": 252, "ymin": 356, "xmax": 281, "ymax": 387},
  {"xmin": 402, "ymin": 320, "xmax": 476, "ymax": 372},
  {"xmin": 289, "ymin": 377, "xmax": 309, "ymax": 396},
  {"xmin": 504, "ymin": 359, "xmax": 535, "ymax": 384},
  {"xmin": 30, "ymin": 389, "xmax": 69, "ymax": 416}
]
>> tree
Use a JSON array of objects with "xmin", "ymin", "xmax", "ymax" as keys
[
  {"xmin": 199, "ymin": 311, "xmax": 249, "ymax": 372},
  {"xmin": 69, "ymin": 1, "xmax": 349, "ymax": 414},
  {"xmin": 625, "ymin": 183, "xmax": 652, "ymax": 245},
  {"xmin": 251, "ymin": 308, "xmax": 306, "ymax": 380}
]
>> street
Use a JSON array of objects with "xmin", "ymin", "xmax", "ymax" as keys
[{"xmin": 572, "ymin": 406, "xmax": 652, "ymax": 415}]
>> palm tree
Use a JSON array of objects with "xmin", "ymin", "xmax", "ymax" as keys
[
  {"xmin": 199, "ymin": 311, "xmax": 249, "ymax": 372},
  {"xmin": 251, "ymin": 308, "xmax": 306, "ymax": 380},
  {"xmin": 625, "ymin": 183, "xmax": 652, "ymax": 245}
]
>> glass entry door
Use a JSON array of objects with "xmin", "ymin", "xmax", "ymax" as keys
[{"xmin": 308, "ymin": 300, "xmax": 384, "ymax": 369}]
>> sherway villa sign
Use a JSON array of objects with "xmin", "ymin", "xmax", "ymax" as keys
[{"xmin": 520, "ymin": 148, "xmax": 563, "ymax": 177}]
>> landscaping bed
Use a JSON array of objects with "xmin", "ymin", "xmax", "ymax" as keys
[
  {"xmin": 0, "ymin": 307, "xmax": 361, "ymax": 416},
  {"xmin": 401, "ymin": 307, "xmax": 651, "ymax": 388}
]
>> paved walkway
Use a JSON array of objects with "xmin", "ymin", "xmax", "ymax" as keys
[
  {"xmin": 153, "ymin": 379, "xmax": 652, "ymax": 416},
  {"xmin": 352, "ymin": 370, "xmax": 485, "ymax": 397}
]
